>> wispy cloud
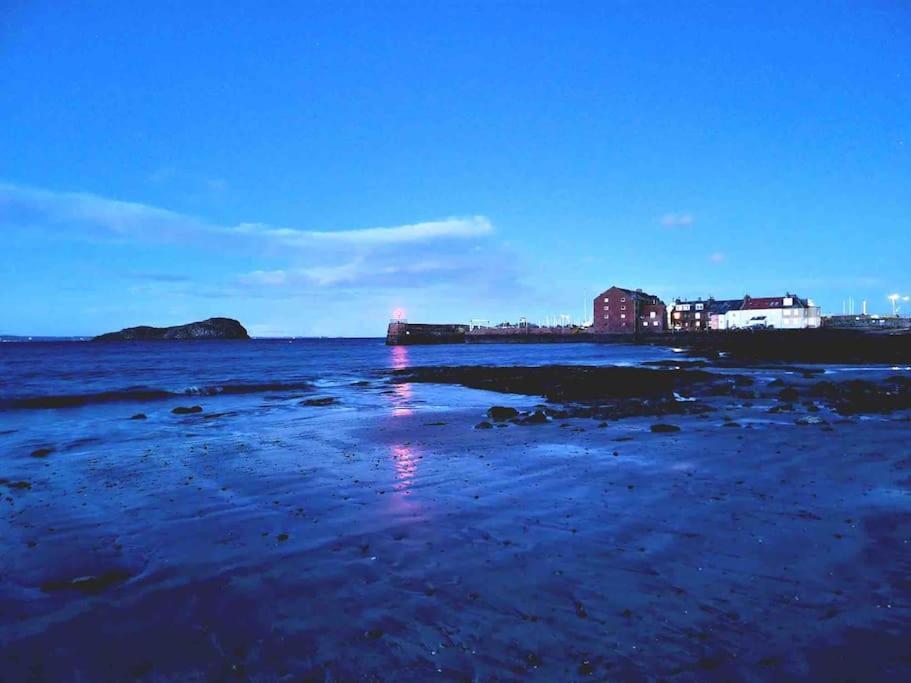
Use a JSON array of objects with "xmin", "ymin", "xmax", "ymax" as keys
[
  {"xmin": 0, "ymin": 181, "xmax": 518, "ymax": 299},
  {"xmin": 0, "ymin": 182, "xmax": 491, "ymax": 249},
  {"xmin": 709, "ymin": 252, "xmax": 725, "ymax": 263},
  {"xmin": 234, "ymin": 216, "xmax": 492, "ymax": 247},
  {"xmin": 660, "ymin": 212, "xmax": 694, "ymax": 228}
]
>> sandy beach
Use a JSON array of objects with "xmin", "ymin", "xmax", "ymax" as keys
[{"xmin": 2, "ymin": 356, "xmax": 910, "ymax": 681}]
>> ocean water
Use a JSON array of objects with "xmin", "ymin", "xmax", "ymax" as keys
[{"xmin": 0, "ymin": 338, "xmax": 678, "ymax": 410}]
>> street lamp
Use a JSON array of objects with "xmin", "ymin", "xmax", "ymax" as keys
[{"xmin": 889, "ymin": 294, "xmax": 900, "ymax": 316}]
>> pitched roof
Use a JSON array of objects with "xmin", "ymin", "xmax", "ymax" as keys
[
  {"xmin": 707, "ymin": 299, "xmax": 744, "ymax": 314},
  {"xmin": 742, "ymin": 295, "xmax": 807, "ymax": 310}
]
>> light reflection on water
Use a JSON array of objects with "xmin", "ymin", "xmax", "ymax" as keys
[{"xmin": 388, "ymin": 345, "xmax": 414, "ymax": 416}]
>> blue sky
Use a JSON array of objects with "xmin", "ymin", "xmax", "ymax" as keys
[{"xmin": 1, "ymin": 1, "xmax": 909, "ymax": 336}]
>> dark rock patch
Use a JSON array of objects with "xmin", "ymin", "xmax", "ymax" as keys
[
  {"xmin": 650, "ymin": 423, "xmax": 681, "ymax": 433},
  {"xmin": 30, "ymin": 447, "xmax": 53, "ymax": 458},
  {"xmin": 488, "ymin": 406, "xmax": 520, "ymax": 421},
  {"xmin": 40, "ymin": 569, "xmax": 132, "ymax": 595},
  {"xmin": 301, "ymin": 397, "xmax": 338, "ymax": 407},
  {"xmin": 0, "ymin": 479, "xmax": 32, "ymax": 490},
  {"xmin": 171, "ymin": 406, "xmax": 203, "ymax": 415},
  {"xmin": 778, "ymin": 387, "xmax": 800, "ymax": 403},
  {"xmin": 475, "ymin": 421, "xmax": 493, "ymax": 430},
  {"xmin": 129, "ymin": 413, "xmax": 147, "ymax": 420},
  {"xmin": 515, "ymin": 410, "xmax": 549, "ymax": 425}
]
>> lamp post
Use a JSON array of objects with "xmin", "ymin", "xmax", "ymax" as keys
[{"xmin": 889, "ymin": 294, "xmax": 900, "ymax": 316}]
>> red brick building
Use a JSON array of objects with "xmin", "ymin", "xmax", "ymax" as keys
[{"xmin": 593, "ymin": 286, "xmax": 667, "ymax": 334}]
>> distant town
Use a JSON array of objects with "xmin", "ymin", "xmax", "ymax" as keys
[{"xmin": 387, "ymin": 285, "xmax": 911, "ymax": 345}]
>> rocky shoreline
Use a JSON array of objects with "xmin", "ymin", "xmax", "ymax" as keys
[{"xmin": 391, "ymin": 364, "xmax": 911, "ymax": 425}]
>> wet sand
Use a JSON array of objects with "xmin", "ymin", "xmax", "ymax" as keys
[{"xmin": 1, "ymin": 374, "xmax": 910, "ymax": 681}]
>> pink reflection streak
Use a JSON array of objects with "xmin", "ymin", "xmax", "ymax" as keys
[
  {"xmin": 389, "ymin": 345, "xmax": 414, "ymax": 416},
  {"xmin": 391, "ymin": 444, "xmax": 418, "ymax": 493}
]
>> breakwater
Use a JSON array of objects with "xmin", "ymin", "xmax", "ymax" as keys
[
  {"xmin": 385, "ymin": 322, "xmax": 469, "ymax": 345},
  {"xmin": 386, "ymin": 322, "xmax": 911, "ymax": 363},
  {"xmin": 386, "ymin": 322, "xmax": 661, "ymax": 346}
]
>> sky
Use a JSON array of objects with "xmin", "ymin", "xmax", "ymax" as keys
[{"xmin": 1, "ymin": 1, "xmax": 910, "ymax": 337}]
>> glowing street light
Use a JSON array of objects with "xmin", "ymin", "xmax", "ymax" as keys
[{"xmin": 888, "ymin": 294, "xmax": 909, "ymax": 316}]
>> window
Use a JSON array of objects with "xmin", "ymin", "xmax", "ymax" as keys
[
  {"xmin": 621, "ymin": 313, "xmax": 626, "ymax": 319},
  {"xmin": 603, "ymin": 305, "xmax": 608, "ymax": 311},
  {"xmin": 621, "ymin": 305, "xmax": 626, "ymax": 311},
  {"xmin": 695, "ymin": 312, "xmax": 701, "ymax": 319},
  {"xmin": 620, "ymin": 297, "xmax": 626, "ymax": 303},
  {"xmin": 696, "ymin": 303, "xmax": 704, "ymax": 310},
  {"xmin": 673, "ymin": 312, "xmax": 681, "ymax": 320},
  {"xmin": 603, "ymin": 314, "xmax": 608, "ymax": 319},
  {"xmin": 649, "ymin": 311, "xmax": 656, "ymax": 318},
  {"xmin": 680, "ymin": 304, "xmax": 691, "ymax": 311},
  {"xmin": 604, "ymin": 298, "xmax": 609, "ymax": 303}
]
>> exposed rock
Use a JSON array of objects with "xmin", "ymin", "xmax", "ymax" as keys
[
  {"xmin": 650, "ymin": 423, "xmax": 681, "ymax": 433},
  {"xmin": 0, "ymin": 479, "xmax": 32, "ymax": 490},
  {"xmin": 515, "ymin": 410, "xmax": 549, "ymax": 425},
  {"xmin": 487, "ymin": 406, "xmax": 519, "ymax": 421},
  {"xmin": 475, "ymin": 421, "xmax": 494, "ymax": 429},
  {"xmin": 391, "ymin": 365, "xmax": 726, "ymax": 403},
  {"xmin": 810, "ymin": 378, "xmax": 911, "ymax": 414},
  {"xmin": 40, "ymin": 569, "xmax": 132, "ymax": 594},
  {"xmin": 129, "ymin": 413, "xmax": 147, "ymax": 420},
  {"xmin": 30, "ymin": 447, "xmax": 53, "ymax": 458},
  {"xmin": 93, "ymin": 317, "xmax": 249, "ymax": 341},
  {"xmin": 778, "ymin": 387, "xmax": 800, "ymax": 403},
  {"xmin": 171, "ymin": 406, "xmax": 203, "ymax": 415},
  {"xmin": 301, "ymin": 397, "xmax": 338, "ymax": 407}
]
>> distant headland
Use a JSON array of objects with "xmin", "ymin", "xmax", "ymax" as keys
[{"xmin": 93, "ymin": 317, "xmax": 250, "ymax": 341}]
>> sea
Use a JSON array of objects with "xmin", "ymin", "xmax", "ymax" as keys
[{"xmin": 0, "ymin": 337, "xmax": 677, "ymax": 411}]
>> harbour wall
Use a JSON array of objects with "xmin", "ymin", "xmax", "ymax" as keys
[{"xmin": 386, "ymin": 322, "xmax": 911, "ymax": 363}]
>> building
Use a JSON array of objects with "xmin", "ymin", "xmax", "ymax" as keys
[
  {"xmin": 668, "ymin": 298, "xmax": 745, "ymax": 331},
  {"xmin": 593, "ymin": 286, "xmax": 666, "ymax": 334},
  {"xmin": 668, "ymin": 298, "xmax": 708, "ymax": 331},
  {"xmin": 716, "ymin": 294, "xmax": 821, "ymax": 330},
  {"xmin": 706, "ymin": 299, "xmax": 745, "ymax": 330}
]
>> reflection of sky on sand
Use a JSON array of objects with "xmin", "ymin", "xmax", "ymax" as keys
[{"xmin": 388, "ymin": 345, "xmax": 414, "ymax": 416}]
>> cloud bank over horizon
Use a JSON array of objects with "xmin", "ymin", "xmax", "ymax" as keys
[{"xmin": 0, "ymin": 182, "xmax": 527, "ymax": 336}]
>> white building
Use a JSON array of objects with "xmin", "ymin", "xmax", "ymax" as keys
[{"xmin": 715, "ymin": 294, "xmax": 821, "ymax": 330}]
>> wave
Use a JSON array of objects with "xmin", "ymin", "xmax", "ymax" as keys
[{"xmin": 0, "ymin": 382, "xmax": 314, "ymax": 410}]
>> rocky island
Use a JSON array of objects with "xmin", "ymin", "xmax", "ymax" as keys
[{"xmin": 93, "ymin": 317, "xmax": 250, "ymax": 341}]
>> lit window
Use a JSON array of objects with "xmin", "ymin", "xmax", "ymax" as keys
[
  {"xmin": 621, "ymin": 313, "xmax": 626, "ymax": 319},
  {"xmin": 603, "ymin": 305, "xmax": 608, "ymax": 311},
  {"xmin": 604, "ymin": 298, "xmax": 609, "ymax": 303},
  {"xmin": 695, "ymin": 312, "xmax": 701, "ymax": 319},
  {"xmin": 649, "ymin": 311, "xmax": 656, "ymax": 318}
]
